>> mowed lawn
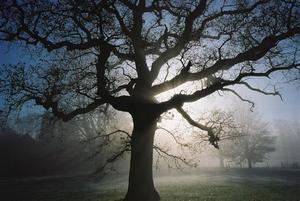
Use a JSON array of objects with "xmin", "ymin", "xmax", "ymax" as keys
[
  {"xmin": 159, "ymin": 182, "xmax": 300, "ymax": 201},
  {"xmin": 1, "ymin": 168, "xmax": 300, "ymax": 201}
]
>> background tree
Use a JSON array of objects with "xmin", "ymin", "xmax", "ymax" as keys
[
  {"xmin": 0, "ymin": 1, "xmax": 300, "ymax": 200},
  {"xmin": 187, "ymin": 109, "xmax": 239, "ymax": 168},
  {"xmin": 271, "ymin": 120, "xmax": 300, "ymax": 167},
  {"xmin": 38, "ymin": 108, "xmax": 131, "ymax": 175},
  {"xmin": 219, "ymin": 110, "xmax": 276, "ymax": 168},
  {"xmin": 38, "ymin": 111, "xmax": 90, "ymax": 172}
]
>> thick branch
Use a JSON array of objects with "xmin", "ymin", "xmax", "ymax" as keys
[
  {"xmin": 34, "ymin": 97, "xmax": 107, "ymax": 122},
  {"xmin": 176, "ymin": 107, "xmax": 210, "ymax": 131},
  {"xmin": 159, "ymin": 63, "xmax": 300, "ymax": 113},
  {"xmin": 176, "ymin": 107, "xmax": 219, "ymax": 148},
  {"xmin": 33, "ymin": 94, "xmax": 132, "ymax": 121}
]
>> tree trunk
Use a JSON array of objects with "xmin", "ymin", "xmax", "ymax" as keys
[
  {"xmin": 219, "ymin": 153, "xmax": 224, "ymax": 168},
  {"xmin": 124, "ymin": 114, "xmax": 160, "ymax": 201},
  {"xmin": 247, "ymin": 159, "xmax": 252, "ymax": 168}
]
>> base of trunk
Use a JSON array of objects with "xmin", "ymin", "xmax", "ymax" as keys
[
  {"xmin": 124, "ymin": 189, "xmax": 160, "ymax": 201},
  {"xmin": 248, "ymin": 160, "xmax": 252, "ymax": 168}
]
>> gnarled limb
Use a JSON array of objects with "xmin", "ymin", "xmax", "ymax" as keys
[{"xmin": 176, "ymin": 107, "xmax": 219, "ymax": 148}]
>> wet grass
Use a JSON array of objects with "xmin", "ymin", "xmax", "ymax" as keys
[
  {"xmin": 1, "ymin": 168, "xmax": 300, "ymax": 201},
  {"xmin": 159, "ymin": 182, "xmax": 300, "ymax": 201}
]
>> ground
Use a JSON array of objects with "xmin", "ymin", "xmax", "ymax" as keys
[{"xmin": 1, "ymin": 168, "xmax": 299, "ymax": 201}]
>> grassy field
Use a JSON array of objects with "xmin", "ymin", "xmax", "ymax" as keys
[{"xmin": 1, "ymin": 168, "xmax": 299, "ymax": 201}]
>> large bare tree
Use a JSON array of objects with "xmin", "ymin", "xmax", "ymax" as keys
[{"xmin": 0, "ymin": 0, "xmax": 299, "ymax": 200}]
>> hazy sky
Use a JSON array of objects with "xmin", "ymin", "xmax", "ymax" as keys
[{"xmin": 199, "ymin": 83, "xmax": 300, "ymax": 122}]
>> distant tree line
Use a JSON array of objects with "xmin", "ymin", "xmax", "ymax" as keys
[
  {"xmin": 0, "ymin": 127, "xmax": 92, "ymax": 177},
  {"xmin": 0, "ymin": 107, "xmax": 128, "ymax": 177},
  {"xmin": 272, "ymin": 120, "xmax": 300, "ymax": 169}
]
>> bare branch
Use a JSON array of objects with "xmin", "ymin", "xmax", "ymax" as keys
[
  {"xmin": 157, "ymin": 126, "xmax": 189, "ymax": 147},
  {"xmin": 153, "ymin": 145, "xmax": 193, "ymax": 168},
  {"xmin": 238, "ymin": 82, "xmax": 283, "ymax": 100},
  {"xmin": 221, "ymin": 88, "xmax": 255, "ymax": 110},
  {"xmin": 81, "ymin": 129, "xmax": 131, "ymax": 143}
]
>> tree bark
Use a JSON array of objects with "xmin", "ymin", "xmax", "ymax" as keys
[
  {"xmin": 124, "ymin": 113, "xmax": 160, "ymax": 201},
  {"xmin": 247, "ymin": 159, "xmax": 252, "ymax": 168},
  {"xmin": 219, "ymin": 153, "xmax": 224, "ymax": 169}
]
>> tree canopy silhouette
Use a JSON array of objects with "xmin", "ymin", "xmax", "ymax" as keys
[{"xmin": 0, "ymin": 0, "xmax": 299, "ymax": 200}]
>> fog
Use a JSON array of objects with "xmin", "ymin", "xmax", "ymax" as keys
[{"xmin": 1, "ymin": 103, "xmax": 299, "ymax": 179}]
